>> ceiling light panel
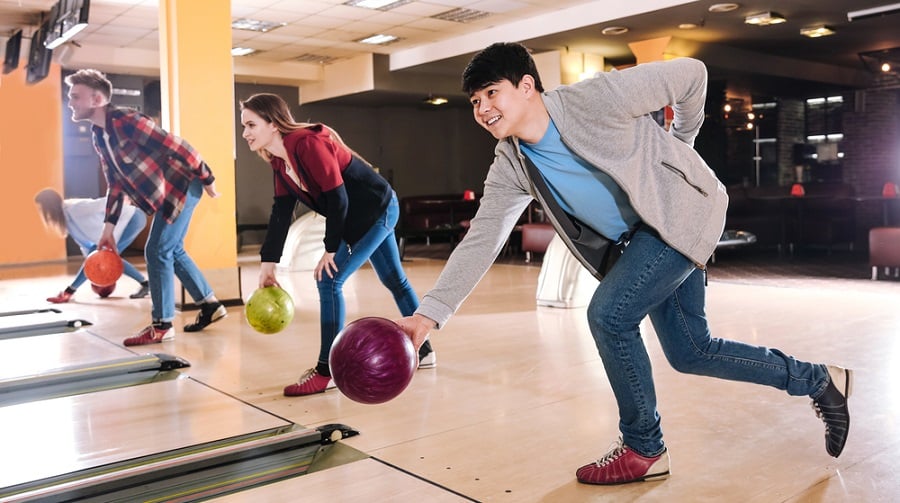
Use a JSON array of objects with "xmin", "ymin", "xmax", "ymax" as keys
[
  {"xmin": 344, "ymin": 0, "xmax": 412, "ymax": 11},
  {"xmin": 800, "ymin": 25, "xmax": 835, "ymax": 38},
  {"xmin": 231, "ymin": 18, "xmax": 287, "ymax": 32},
  {"xmin": 295, "ymin": 53, "xmax": 340, "ymax": 64},
  {"xmin": 431, "ymin": 8, "xmax": 492, "ymax": 23},
  {"xmin": 744, "ymin": 12, "xmax": 786, "ymax": 26},
  {"xmin": 356, "ymin": 34, "xmax": 400, "ymax": 44}
]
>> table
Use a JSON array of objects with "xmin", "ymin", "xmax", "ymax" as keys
[
  {"xmin": 711, "ymin": 230, "xmax": 757, "ymax": 263},
  {"xmin": 852, "ymin": 196, "xmax": 899, "ymax": 226}
]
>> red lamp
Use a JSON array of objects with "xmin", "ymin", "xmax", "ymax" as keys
[
  {"xmin": 883, "ymin": 182, "xmax": 898, "ymax": 198},
  {"xmin": 790, "ymin": 183, "xmax": 806, "ymax": 197}
]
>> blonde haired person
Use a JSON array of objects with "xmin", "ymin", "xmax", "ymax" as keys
[
  {"xmin": 65, "ymin": 68, "xmax": 225, "ymax": 346},
  {"xmin": 35, "ymin": 188, "xmax": 149, "ymax": 302}
]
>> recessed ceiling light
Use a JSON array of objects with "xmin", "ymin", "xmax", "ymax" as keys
[
  {"xmin": 744, "ymin": 12, "xmax": 786, "ymax": 26},
  {"xmin": 357, "ymin": 34, "xmax": 400, "ymax": 45},
  {"xmin": 678, "ymin": 23, "xmax": 699, "ymax": 29},
  {"xmin": 344, "ymin": 0, "xmax": 410, "ymax": 10},
  {"xmin": 423, "ymin": 95, "xmax": 448, "ymax": 106},
  {"xmin": 709, "ymin": 3, "xmax": 740, "ymax": 13},
  {"xmin": 800, "ymin": 25, "xmax": 835, "ymax": 38},
  {"xmin": 231, "ymin": 18, "xmax": 286, "ymax": 32},
  {"xmin": 231, "ymin": 47, "xmax": 256, "ymax": 56},
  {"xmin": 601, "ymin": 26, "xmax": 629, "ymax": 36}
]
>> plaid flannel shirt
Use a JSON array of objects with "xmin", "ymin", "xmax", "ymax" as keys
[{"xmin": 91, "ymin": 105, "xmax": 215, "ymax": 225}]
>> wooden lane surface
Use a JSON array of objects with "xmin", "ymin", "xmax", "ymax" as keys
[
  {"xmin": 4, "ymin": 252, "xmax": 900, "ymax": 501},
  {"xmin": 210, "ymin": 458, "xmax": 473, "ymax": 502},
  {"xmin": 0, "ymin": 330, "xmax": 129, "ymax": 381},
  {"xmin": 0, "ymin": 378, "xmax": 290, "ymax": 490}
]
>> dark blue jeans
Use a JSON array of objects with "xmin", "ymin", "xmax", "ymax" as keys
[
  {"xmin": 587, "ymin": 228, "xmax": 830, "ymax": 456},
  {"xmin": 316, "ymin": 192, "xmax": 419, "ymax": 367}
]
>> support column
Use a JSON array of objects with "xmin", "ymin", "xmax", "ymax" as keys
[
  {"xmin": 629, "ymin": 37, "xmax": 673, "ymax": 130},
  {"xmin": 628, "ymin": 36, "xmax": 671, "ymax": 64},
  {"xmin": 158, "ymin": 0, "xmax": 242, "ymax": 308}
]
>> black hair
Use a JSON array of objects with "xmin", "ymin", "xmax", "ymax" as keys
[{"xmin": 462, "ymin": 42, "xmax": 544, "ymax": 96}]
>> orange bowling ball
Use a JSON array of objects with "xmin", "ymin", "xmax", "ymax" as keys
[{"xmin": 84, "ymin": 249, "xmax": 124, "ymax": 287}]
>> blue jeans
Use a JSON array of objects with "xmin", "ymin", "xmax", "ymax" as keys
[
  {"xmin": 72, "ymin": 210, "xmax": 148, "ymax": 289},
  {"xmin": 316, "ymin": 192, "xmax": 419, "ymax": 366},
  {"xmin": 145, "ymin": 179, "xmax": 214, "ymax": 323},
  {"xmin": 586, "ymin": 228, "xmax": 829, "ymax": 457}
]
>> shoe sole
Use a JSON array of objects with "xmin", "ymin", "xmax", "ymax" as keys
[
  {"xmin": 183, "ymin": 307, "xmax": 228, "ymax": 332},
  {"xmin": 203, "ymin": 307, "xmax": 228, "ymax": 326},
  {"xmin": 822, "ymin": 366, "xmax": 853, "ymax": 458},
  {"xmin": 418, "ymin": 352, "xmax": 437, "ymax": 369},
  {"xmin": 124, "ymin": 332, "xmax": 174, "ymax": 346},
  {"xmin": 578, "ymin": 470, "xmax": 670, "ymax": 486},
  {"xmin": 283, "ymin": 381, "xmax": 336, "ymax": 397},
  {"xmin": 843, "ymin": 369, "xmax": 854, "ymax": 398}
]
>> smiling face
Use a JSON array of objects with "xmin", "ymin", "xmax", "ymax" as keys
[
  {"xmin": 469, "ymin": 76, "xmax": 537, "ymax": 141},
  {"xmin": 67, "ymin": 84, "xmax": 105, "ymax": 123},
  {"xmin": 240, "ymin": 108, "xmax": 280, "ymax": 153}
]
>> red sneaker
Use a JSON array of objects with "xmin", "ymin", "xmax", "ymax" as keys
[
  {"xmin": 124, "ymin": 324, "xmax": 175, "ymax": 346},
  {"xmin": 47, "ymin": 290, "xmax": 74, "ymax": 303},
  {"xmin": 576, "ymin": 438, "xmax": 670, "ymax": 485},
  {"xmin": 283, "ymin": 369, "xmax": 335, "ymax": 396}
]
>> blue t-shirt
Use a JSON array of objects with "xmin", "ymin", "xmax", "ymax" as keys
[{"xmin": 520, "ymin": 119, "xmax": 639, "ymax": 241}]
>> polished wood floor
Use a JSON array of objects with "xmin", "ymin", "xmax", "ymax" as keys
[{"xmin": 1, "ymin": 246, "xmax": 898, "ymax": 502}]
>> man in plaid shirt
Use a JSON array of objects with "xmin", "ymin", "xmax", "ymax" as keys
[{"xmin": 65, "ymin": 69, "xmax": 227, "ymax": 346}]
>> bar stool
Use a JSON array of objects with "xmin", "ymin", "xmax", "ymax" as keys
[{"xmin": 869, "ymin": 227, "xmax": 900, "ymax": 280}]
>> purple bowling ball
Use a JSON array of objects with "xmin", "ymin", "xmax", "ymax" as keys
[{"xmin": 329, "ymin": 317, "xmax": 417, "ymax": 405}]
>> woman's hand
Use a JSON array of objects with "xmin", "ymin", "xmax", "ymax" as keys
[
  {"xmin": 258, "ymin": 261, "xmax": 279, "ymax": 288},
  {"xmin": 314, "ymin": 252, "xmax": 337, "ymax": 281}
]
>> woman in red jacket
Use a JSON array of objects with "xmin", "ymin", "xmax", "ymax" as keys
[{"xmin": 240, "ymin": 93, "xmax": 435, "ymax": 396}]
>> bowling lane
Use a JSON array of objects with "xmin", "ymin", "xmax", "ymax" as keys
[
  {"xmin": 0, "ymin": 330, "xmax": 128, "ymax": 382},
  {"xmin": 0, "ymin": 310, "xmax": 89, "ymax": 339},
  {"xmin": 0, "ymin": 378, "xmax": 291, "ymax": 491},
  {"xmin": 211, "ymin": 458, "xmax": 475, "ymax": 502}
]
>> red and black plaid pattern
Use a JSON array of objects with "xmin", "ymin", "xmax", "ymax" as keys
[{"xmin": 92, "ymin": 105, "xmax": 215, "ymax": 224}]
